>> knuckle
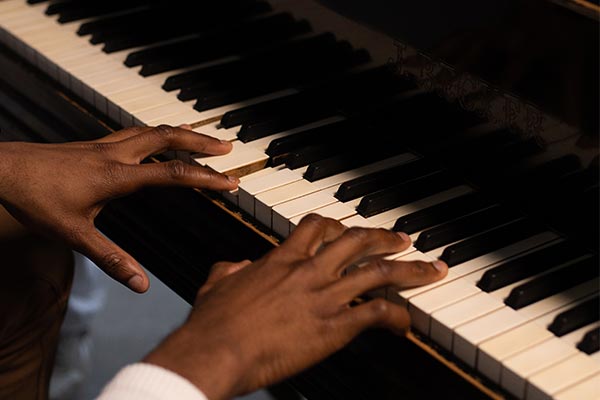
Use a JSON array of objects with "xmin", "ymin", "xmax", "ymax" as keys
[
  {"xmin": 369, "ymin": 298, "xmax": 390, "ymax": 319},
  {"xmin": 100, "ymin": 253, "xmax": 127, "ymax": 277},
  {"xmin": 344, "ymin": 227, "xmax": 370, "ymax": 243},
  {"xmin": 410, "ymin": 261, "xmax": 429, "ymax": 275},
  {"xmin": 166, "ymin": 160, "xmax": 188, "ymax": 179},
  {"xmin": 153, "ymin": 124, "xmax": 177, "ymax": 144},
  {"xmin": 370, "ymin": 259, "xmax": 392, "ymax": 279},
  {"xmin": 299, "ymin": 213, "xmax": 326, "ymax": 227},
  {"xmin": 103, "ymin": 162, "xmax": 126, "ymax": 184}
]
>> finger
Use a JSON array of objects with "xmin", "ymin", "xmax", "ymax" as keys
[
  {"xmin": 328, "ymin": 258, "xmax": 447, "ymax": 303},
  {"xmin": 198, "ymin": 260, "xmax": 252, "ymax": 296},
  {"xmin": 94, "ymin": 126, "xmax": 154, "ymax": 143},
  {"xmin": 312, "ymin": 228, "xmax": 412, "ymax": 278},
  {"xmin": 334, "ymin": 298, "xmax": 411, "ymax": 338},
  {"xmin": 116, "ymin": 125, "xmax": 232, "ymax": 163},
  {"xmin": 281, "ymin": 214, "xmax": 346, "ymax": 257},
  {"xmin": 116, "ymin": 161, "xmax": 239, "ymax": 195},
  {"xmin": 75, "ymin": 227, "xmax": 149, "ymax": 293}
]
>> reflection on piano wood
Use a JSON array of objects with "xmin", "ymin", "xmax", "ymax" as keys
[{"xmin": 0, "ymin": 0, "xmax": 598, "ymax": 399}]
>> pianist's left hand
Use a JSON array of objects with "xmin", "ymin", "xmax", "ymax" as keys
[{"xmin": 0, "ymin": 124, "xmax": 238, "ymax": 293}]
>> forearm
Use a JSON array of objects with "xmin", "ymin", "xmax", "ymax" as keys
[
  {"xmin": 143, "ymin": 325, "xmax": 244, "ymax": 400},
  {"xmin": 0, "ymin": 141, "xmax": 20, "ymax": 204}
]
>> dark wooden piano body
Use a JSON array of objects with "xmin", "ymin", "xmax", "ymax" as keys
[{"xmin": 0, "ymin": 0, "xmax": 598, "ymax": 398}]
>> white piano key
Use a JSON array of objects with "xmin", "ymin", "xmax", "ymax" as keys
[
  {"xmin": 429, "ymin": 292, "xmax": 506, "ymax": 351},
  {"xmin": 238, "ymin": 168, "xmax": 308, "ymax": 216},
  {"xmin": 502, "ymin": 321, "xmax": 600, "ymax": 398},
  {"xmin": 391, "ymin": 231, "xmax": 560, "ymax": 304},
  {"xmin": 193, "ymin": 117, "xmax": 342, "ymax": 173},
  {"xmin": 453, "ymin": 306, "xmax": 527, "ymax": 367},
  {"xmin": 527, "ymin": 350, "xmax": 600, "ymax": 400},
  {"xmin": 477, "ymin": 285, "xmax": 599, "ymax": 384},
  {"xmin": 273, "ymin": 190, "xmax": 339, "ymax": 238},
  {"xmin": 502, "ymin": 339, "xmax": 580, "ymax": 399},
  {"xmin": 289, "ymin": 202, "xmax": 357, "ymax": 233},
  {"xmin": 222, "ymin": 167, "xmax": 283, "ymax": 206},
  {"xmin": 409, "ymin": 279, "xmax": 482, "ymax": 336},
  {"xmin": 554, "ymin": 372, "xmax": 600, "ymax": 400}
]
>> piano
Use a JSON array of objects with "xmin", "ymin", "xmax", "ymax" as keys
[{"xmin": 0, "ymin": 0, "xmax": 598, "ymax": 399}]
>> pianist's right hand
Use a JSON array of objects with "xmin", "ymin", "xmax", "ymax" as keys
[
  {"xmin": 142, "ymin": 214, "xmax": 448, "ymax": 400},
  {"xmin": 0, "ymin": 125, "xmax": 238, "ymax": 294}
]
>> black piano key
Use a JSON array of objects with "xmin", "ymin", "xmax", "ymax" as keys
[
  {"xmin": 220, "ymin": 65, "xmax": 412, "ymax": 128},
  {"xmin": 102, "ymin": 2, "xmax": 271, "ymax": 53},
  {"xmin": 414, "ymin": 204, "xmax": 522, "ymax": 253},
  {"xmin": 548, "ymin": 296, "xmax": 600, "ymax": 337},
  {"xmin": 477, "ymin": 240, "xmax": 584, "ymax": 292},
  {"xmin": 266, "ymin": 118, "xmax": 350, "ymax": 158},
  {"xmin": 357, "ymin": 171, "xmax": 463, "ymax": 218},
  {"xmin": 504, "ymin": 255, "xmax": 599, "ymax": 310},
  {"xmin": 54, "ymin": 0, "xmax": 150, "ymax": 23},
  {"xmin": 283, "ymin": 144, "xmax": 344, "ymax": 170},
  {"xmin": 28, "ymin": 0, "xmax": 49, "ymax": 4},
  {"xmin": 237, "ymin": 106, "xmax": 335, "ymax": 143},
  {"xmin": 188, "ymin": 44, "xmax": 368, "ymax": 107},
  {"xmin": 166, "ymin": 33, "xmax": 338, "ymax": 92},
  {"xmin": 392, "ymin": 191, "xmax": 496, "ymax": 235},
  {"xmin": 304, "ymin": 142, "xmax": 408, "ymax": 182},
  {"xmin": 78, "ymin": 6, "xmax": 158, "ymax": 36},
  {"xmin": 132, "ymin": 15, "xmax": 312, "ymax": 75},
  {"xmin": 336, "ymin": 158, "xmax": 442, "ymax": 203},
  {"xmin": 577, "ymin": 327, "xmax": 600, "ymax": 354},
  {"xmin": 122, "ymin": 13, "xmax": 303, "ymax": 66},
  {"xmin": 439, "ymin": 218, "xmax": 543, "ymax": 267}
]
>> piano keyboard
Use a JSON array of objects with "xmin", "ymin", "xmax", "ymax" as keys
[{"xmin": 1, "ymin": 1, "xmax": 598, "ymax": 399}]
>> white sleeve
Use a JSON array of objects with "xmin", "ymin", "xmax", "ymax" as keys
[{"xmin": 96, "ymin": 363, "xmax": 209, "ymax": 400}]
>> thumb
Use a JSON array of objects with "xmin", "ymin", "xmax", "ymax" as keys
[
  {"xmin": 198, "ymin": 260, "xmax": 252, "ymax": 296},
  {"xmin": 76, "ymin": 227, "xmax": 150, "ymax": 293}
]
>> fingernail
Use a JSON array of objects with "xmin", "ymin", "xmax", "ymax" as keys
[
  {"xmin": 220, "ymin": 139, "xmax": 231, "ymax": 144},
  {"xmin": 396, "ymin": 231, "xmax": 410, "ymax": 242},
  {"xmin": 128, "ymin": 275, "xmax": 145, "ymax": 292},
  {"xmin": 432, "ymin": 260, "xmax": 447, "ymax": 272},
  {"xmin": 227, "ymin": 175, "xmax": 239, "ymax": 183}
]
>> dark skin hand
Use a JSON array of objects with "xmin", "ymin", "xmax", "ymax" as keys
[
  {"xmin": 0, "ymin": 124, "xmax": 238, "ymax": 293},
  {"xmin": 145, "ymin": 213, "xmax": 448, "ymax": 400},
  {"xmin": 0, "ymin": 128, "xmax": 448, "ymax": 399}
]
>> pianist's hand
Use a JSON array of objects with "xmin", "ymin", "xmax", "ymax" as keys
[
  {"xmin": 145, "ymin": 214, "xmax": 448, "ymax": 400},
  {"xmin": 0, "ymin": 125, "xmax": 238, "ymax": 293}
]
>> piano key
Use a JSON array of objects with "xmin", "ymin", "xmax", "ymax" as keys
[
  {"xmin": 505, "ymin": 255, "xmax": 599, "ymax": 309},
  {"xmin": 454, "ymin": 288, "xmax": 600, "ymax": 371},
  {"xmin": 439, "ymin": 218, "xmax": 545, "ymax": 267},
  {"xmin": 334, "ymin": 157, "xmax": 442, "ymax": 202},
  {"xmin": 414, "ymin": 205, "xmax": 522, "ymax": 253},
  {"xmin": 389, "ymin": 231, "xmax": 561, "ymax": 305},
  {"xmin": 270, "ymin": 153, "xmax": 419, "ymax": 237},
  {"xmin": 548, "ymin": 295, "xmax": 600, "ymax": 337},
  {"xmin": 477, "ymin": 240, "xmax": 584, "ymax": 292},
  {"xmin": 554, "ymin": 372, "xmax": 600, "ymax": 400},
  {"xmin": 357, "ymin": 171, "xmax": 463, "ymax": 218},
  {"xmin": 222, "ymin": 166, "xmax": 283, "ymax": 206},
  {"xmin": 392, "ymin": 191, "xmax": 495, "ymax": 235},
  {"xmin": 238, "ymin": 167, "xmax": 308, "ymax": 216},
  {"xmin": 477, "ymin": 286, "xmax": 600, "ymax": 383},
  {"xmin": 577, "ymin": 327, "xmax": 600, "ymax": 355},
  {"xmin": 254, "ymin": 152, "xmax": 418, "ymax": 229},
  {"xmin": 405, "ymin": 233, "xmax": 562, "ymax": 336},
  {"xmin": 526, "ymin": 338, "xmax": 600, "ymax": 400},
  {"xmin": 193, "ymin": 117, "xmax": 343, "ymax": 175}
]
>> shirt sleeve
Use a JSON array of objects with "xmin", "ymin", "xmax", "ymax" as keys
[{"xmin": 96, "ymin": 363, "xmax": 209, "ymax": 400}]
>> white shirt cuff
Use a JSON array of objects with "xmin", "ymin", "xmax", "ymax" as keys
[{"xmin": 96, "ymin": 363, "xmax": 208, "ymax": 400}]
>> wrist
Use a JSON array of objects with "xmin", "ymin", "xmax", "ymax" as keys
[
  {"xmin": 0, "ymin": 142, "xmax": 18, "ymax": 202},
  {"xmin": 143, "ymin": 325, "xmax": 244, "ymax": 400}
]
